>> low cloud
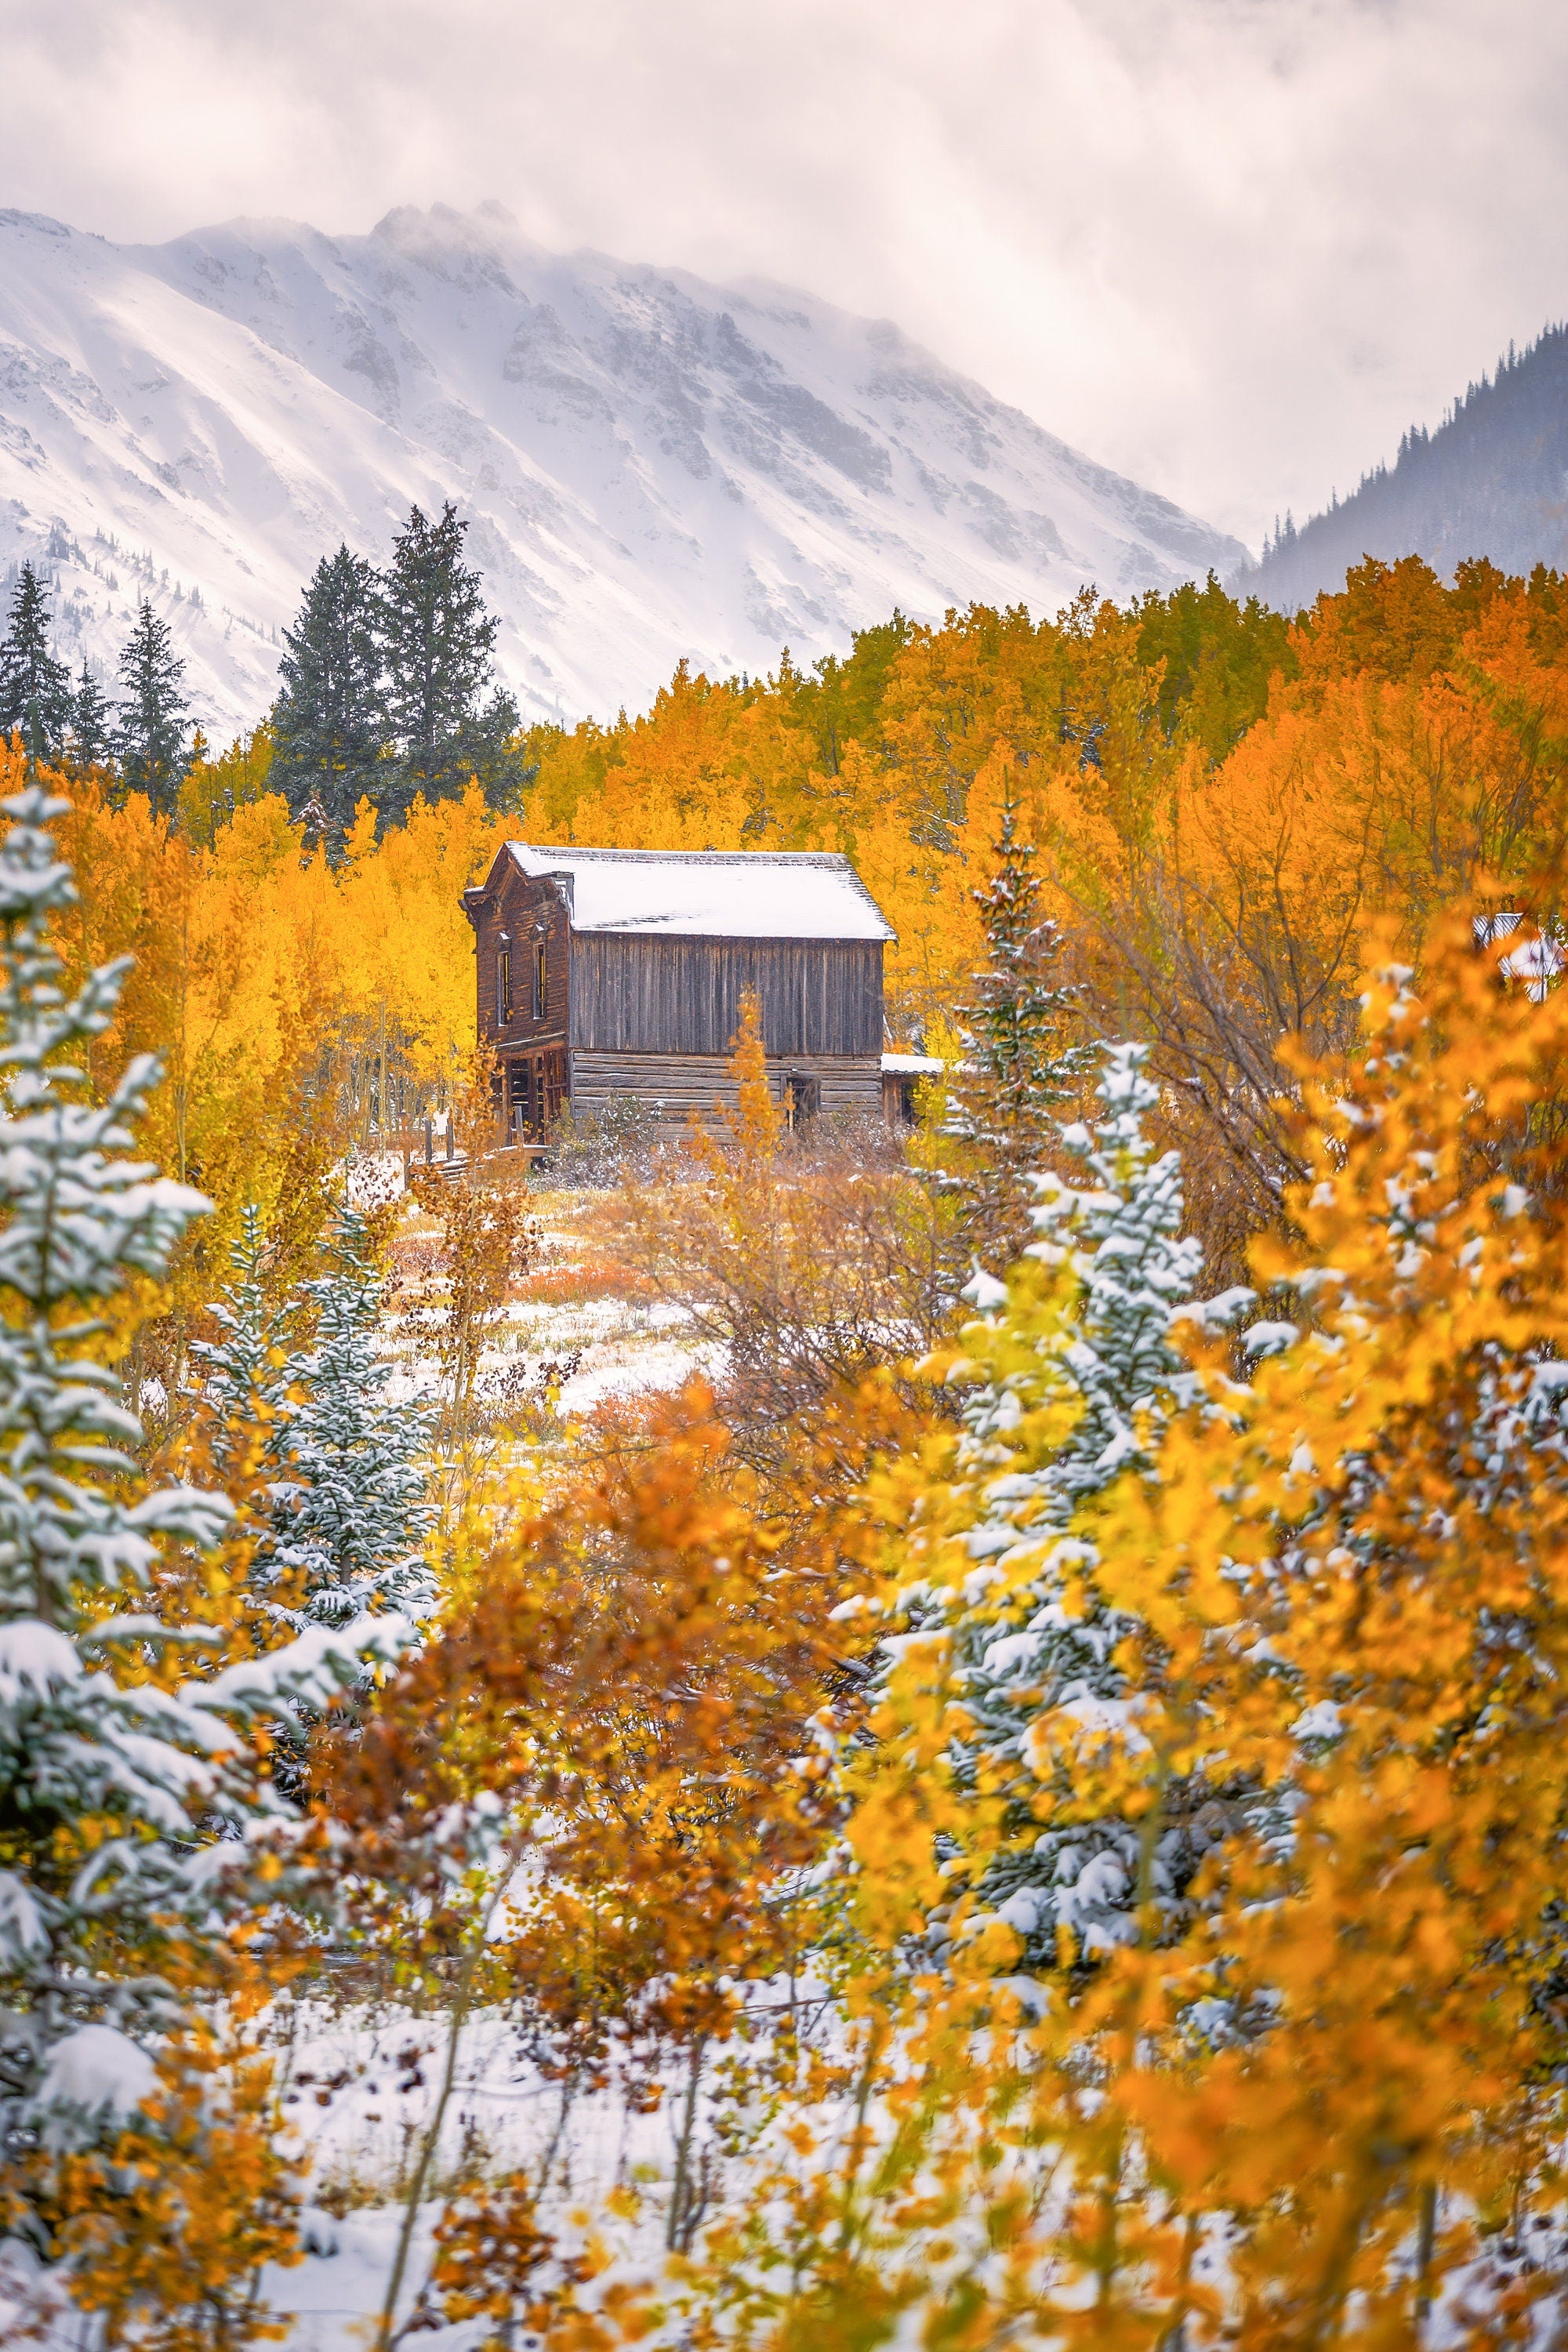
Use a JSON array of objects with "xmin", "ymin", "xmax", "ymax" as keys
[{"xmin": 3, "ymin": 0, "xmax": 1563, "ymax": 549}]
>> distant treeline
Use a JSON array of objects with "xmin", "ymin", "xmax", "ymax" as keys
[
  {"xmin": 1245, "ymin": 321, "xmax": 1568, "ymax": 608},
  {"xmin": 0, "ymin": 502, "xmax": 529, "ymax": 836},
  {"xmin": 11, "ymin": 544, "xmax": 1566, "ymax": 1327}
]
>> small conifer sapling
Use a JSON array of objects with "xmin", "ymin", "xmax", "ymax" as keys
[{"xmin": 945, "ymin": 795, "xmax": 1094, "ymax": 1275}]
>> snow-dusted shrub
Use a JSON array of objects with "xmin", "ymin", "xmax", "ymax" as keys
[
  {"xmin": 274, "ymin": 1206, "xmax": 437, "ymax": 1627},
  {"xmin": 878, "ymin": 1044, "xmax": 1231, "ymax": 1972},
  {"xmin": 195, "ymin": 1202, "xmax": 437, "ymax": 1633}
]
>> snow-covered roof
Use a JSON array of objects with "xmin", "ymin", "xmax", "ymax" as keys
[
  {"xmin": 881, "ymin": 1053, "xmax": 943, "ymax": 1074},
  {"xmin": 505, "ymin": 844, "xmax": 894, "ymax": 942}
]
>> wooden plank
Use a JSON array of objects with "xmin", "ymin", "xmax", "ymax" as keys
[
  {"xmin": 569, "ymin": 936, "xmax": 883, "ymax": 1056},
  {"xmin": 568, "ymin": 1048, "xmax": 883, "ymax": 1125}
]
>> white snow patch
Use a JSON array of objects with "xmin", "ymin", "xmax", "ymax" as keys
[{"xmin": 36, "ymin": 2024, "xmax": 157, "ymax": 2133}]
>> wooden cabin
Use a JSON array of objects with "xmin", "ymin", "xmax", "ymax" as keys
[{"xmin": 461, "ymin": 843, "xmax": 896, "ymax": 1138}]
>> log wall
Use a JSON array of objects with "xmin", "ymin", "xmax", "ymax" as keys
[{"xmin": 568, "ymin": 1049, "xmax": 882, "ymax": 1127}]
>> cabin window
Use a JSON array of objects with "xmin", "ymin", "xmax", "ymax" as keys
[
  {"xmin": 496, "ymin": 948, "xmax": 511, "ymax": 1026},
  {"xmin": 533, "ymin": 938, "xmax": 548, "ymax": 1019}
]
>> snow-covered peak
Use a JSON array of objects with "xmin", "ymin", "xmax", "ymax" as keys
[{"xmin": 0, "ymin": 203, "xmax": 1246, "ymax": 737}]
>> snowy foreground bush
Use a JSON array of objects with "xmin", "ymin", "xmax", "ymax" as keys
[
  {"xmin": 4, "ymin": 779, "xmax": 1568, "ymax": 2350},
  {"xmin": 0, "ymin": 789, "xmax": 406, "ymax": 2332}
]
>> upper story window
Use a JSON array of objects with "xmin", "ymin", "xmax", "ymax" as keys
[
  {"xmin": 496, "ymin": 945, "xmax": 511, "ymax": 1026},
  {"xmin": 533, "ymin": 937, "xmax": 548, "ymax": 1019}
]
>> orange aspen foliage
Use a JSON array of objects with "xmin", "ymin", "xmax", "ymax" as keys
[
  {"xmin": 2, "ymin": 752, "xmax": 512, "ymax": 1351},
  {"xmin": 45, "ymin": 2011, "xmax": 303, "ymax": 2352},
  {"xmin": 821, "ymin": 893, "xmax": 1568, "ymax": 2347}
]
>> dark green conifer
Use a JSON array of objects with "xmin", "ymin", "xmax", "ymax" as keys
[
  {"xmin": 945, "ymin": 796, "xmax": 1096, "ymax": 1274},
  {"xmin": 377, "ymin": 502, "xmax": 527, "ymax": 818},
  {"xmin": 113, "ymin": 598, "xmax": 191, "ymax": 816},
  {"xmin": 0, "ymin": 562, "xmax": 74, "ymax": 765},
  {"xmin": 68, "ymin": 661, "xmax": 113, "ymax": 772},
  {"xmin": 271, "ymin": 545, "xmax": 387, "ymax": 843}
]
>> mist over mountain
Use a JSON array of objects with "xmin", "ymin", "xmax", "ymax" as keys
[
  {"xmin": 1243, "ymin": 325, "xmax": 1568, "ymax": 612},
  {"xmin": 0, "ymin": 201, "xmax": 1245, "ymax": 739}
]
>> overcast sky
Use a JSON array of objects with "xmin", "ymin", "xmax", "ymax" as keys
[{"xmin": 2, "ymin": 0, "xmax": 1563, "ymax": 549}]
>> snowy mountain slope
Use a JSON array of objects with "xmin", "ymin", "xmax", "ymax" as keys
[{"xmin": 0, "ymin": 202, "xmax": 1247, "ymax": 737}]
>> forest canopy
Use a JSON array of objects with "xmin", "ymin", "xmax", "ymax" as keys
[{"xmin": 28, "ymin": 546, "xmax": 1564, "ymax": 1311}]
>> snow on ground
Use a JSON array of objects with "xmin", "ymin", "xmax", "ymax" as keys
[
  {"xmin": 1, "ymin": 1995, "xmax": 691, "ymax": 2350},
  {"xmin": 248, "ymin": 1980, "xmax": 844, "ymax": 2350},
  {"xmin": 385, "ymin": 1183, "xmax": 717, "ymax": 1425},
  {"xmin": 554, "ymin": 1331, "xmax": 717, "ymax": 1417},
  {"xmin": 259, "ymin": 2004, "xmax": 669, "ymax": 2350}
]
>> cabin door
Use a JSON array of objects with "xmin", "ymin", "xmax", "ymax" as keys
[
  {"xmin": 509, "ymin": 1048, "xmax": 568, "ymax": 1142},
  {"xmin": 785, "ymin": 1069, "xmax": 821, "ymax": 1131},
  {"xmin": 504, "ymin": 1058, "xmax": 528, "ymax": 1142}
]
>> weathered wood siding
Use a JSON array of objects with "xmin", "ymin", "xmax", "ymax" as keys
[
  {"xmin": 569, "ymin": 1048, "xmax": 882, "ymax": 1126},
  {"xmin": 470, "ymin": 869, "xmax": 572, "ymax": 1057},
  {"xmin": 569, "ymin": 936, "xmax": 883, "ymax": 1058}
]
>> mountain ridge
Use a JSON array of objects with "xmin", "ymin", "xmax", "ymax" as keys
[
  {"xmin": 0, "ymin": 201, "xmax": 1245, "ymax": 735},
  {"xmin": 1240, "ymin": 323, "xmax": 1568, "ymax": 612}
]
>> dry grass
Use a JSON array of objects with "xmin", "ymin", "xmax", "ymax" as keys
[{"xmin": 512, "ymin": 1190, "xmax": 659, "ymax": 1310}]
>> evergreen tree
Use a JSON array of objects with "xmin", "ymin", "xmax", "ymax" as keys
[
  {"xmin": 113, "ymin": 597, "xmax": 190, "ymax": 815},
  {"xmin": 896, "ymin": 1045, "xmax": 1223, "ymax": 1976},
  {"xmin": 378, "ymin": 502, "xmax": 527, "ymax": 818},
  {"xmin": 186, "ymin": 1203, "xmax": 299, "ymax": 1639},
  {"xmin": 67, "ymin": 659, "xmax": 114, "ymax": 771},
  {"xmin": 269, "ymin": 1207, "xmax": 437, "ymax": 1629},
  {"xmin": 0, "ymin": 787, "xmax": 397, "ymax": 2177},
  {"xmin": 193, "ymin": 1206, "xmax": 436, "ymax": 1635},
  {"xmin": 271, "ymin": 544, "xmax": 387, "ymax": 844},
  {"xmin": 945, "ymin": 797, "xmax": 1095, "ymax": 1273},
  {"xmin": 190, "ymin": 1205, "xmax": 289, "ymax": 1481},
  {"xmin": 0, "ymin": 562, "xmax": 74, "ymax": 765}
]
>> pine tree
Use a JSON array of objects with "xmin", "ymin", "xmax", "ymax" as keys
[
  {"xmin": 945, "ymin": 797, "xmax": 1094, "ymax": 1274},
  {"xmin": 190, "ymin": 1205, "xmax": 290, "ymax": 1487},
  {"xmin": 0, "ymin": 562, "xmax": 74, "ymax": 766},
  {"xmin": 193, "ymin": 1206, "xmax": 436, "ymax": 1636},
  {"xmin": 0, "ymin": 787, "xmax": 401, "ymax": 2177},
  {"xmin": 897, "ymin": 1044, "xmax": 1219, "ymax": 1975},
  {"xmin": 113, "ymin": 598, "xmax": 190, "ymax": 815},
  {"xmin": 67, "ymin": 659, "xmax": 114, "ymax": 772},
  {"xmin": 269, "ymin": 1207, "xmax": 437, "ymax": 1629},
  {"xmin": 271, "ymin": 544, "xmax": 387, "ymax": 844},
  {"xmin": 185, "ymin": 1203, "xmax": 301, "ymax": 1646},
  {"xmin": 378, "ymin": 502, "xmax": 526, "ymax": 819}
]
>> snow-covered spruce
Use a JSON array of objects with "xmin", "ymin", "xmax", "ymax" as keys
[
  {"xmin": 194, "ymin": 1202, "xmax": 436, "ymax": 1633},
  {"xmin": 901, "ymin": 1044, "xmax": 1225, "ymax": 1973},
  {"xmin": 269, "ymin": 1206, "xmax": 437, "ymax": 1628},
  {"xmin": 0, "ymin": 787, "xmax": 405, "ymax": 2173},
  {"xmin": 188, "ymin": 1200, "xmax": 292, "ymax": 1502}
]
